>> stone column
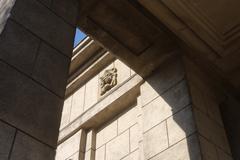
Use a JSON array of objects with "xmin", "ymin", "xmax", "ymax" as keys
[
  {"xmin": 0, "ymin": 0, "xmax": 79, "ymax": 159},
  {"xmin": 139, "ymin": 55, "xmax": 233, "ymax": 160}
]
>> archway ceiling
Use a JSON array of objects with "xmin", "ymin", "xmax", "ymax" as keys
[{"xmin": 77, "ymin": 0, "xmax": 240, "ymax": 98}]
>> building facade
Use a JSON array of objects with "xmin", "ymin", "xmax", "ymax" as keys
[
  {"xmin": 56, "ymin": 38, "xmax": 232, "ymax": 160},
  {"xmin": 0, "ymin": 0, "xmax": 240, "ymax": 160}
]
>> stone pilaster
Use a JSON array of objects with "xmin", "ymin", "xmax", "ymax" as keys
[
  {"xmin": 0, "ymin": 0, "xmax": 79, "ymax": 159},
  {"xmin": 138, "ymin": 55, "xmax": 233, "ymax": 160}
]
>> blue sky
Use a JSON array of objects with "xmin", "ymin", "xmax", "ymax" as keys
[{"xmin": 73, "ymin": 28, "xmax": 86, "ymax": 47}]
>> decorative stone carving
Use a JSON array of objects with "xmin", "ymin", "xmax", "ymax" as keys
[{"xmin": 100, "ymin": 68, "xmax": 117, "ymax": 95}]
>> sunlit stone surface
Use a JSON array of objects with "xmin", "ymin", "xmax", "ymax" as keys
[{"xmin": 0, "ymin": 0, "xmax": 15, "ymax": 34}]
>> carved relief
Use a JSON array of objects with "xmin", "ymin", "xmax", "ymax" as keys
[{"xmin": 100, "ymin": 68, "xmax": 117, "ymax": 95}]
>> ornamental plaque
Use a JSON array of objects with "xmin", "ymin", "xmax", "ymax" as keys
[{"xmin": 100, "ymin": 68, "xmax": 117, "ymax": 95}]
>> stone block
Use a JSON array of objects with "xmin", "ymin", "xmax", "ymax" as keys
[
  {"xmin": 189, "ymin": 83, "xmax": 208, "ymax": 114},
  {"xmin": 150, "ymin": 135, "xmax": 201, "ymax": 160},
  {"xmin": 114, "ymin": 59, "xmax": 131, "ymax": 84},
  {"xmin": 38, "ymin": 0, "xmax": 51, "ymax": 7},
  {"xmin": 84, "ymin": 76, "xmax": 99, "ymax": 111},
  {"xmin": 140, "ymin": 58, "xmax": 184, "ymax": 106},
  {"xmin": 51, "ymin": 0, "xmax": 79, "ymax": 25},
  {"xmin": 205, "ymin": 96, "xmax": 223, "ymax": 126},
  {"xmin": 0, "ymin": 61, "xmax": 62, "ymax": 147},
  {"xmin": 118, "ymin": 105, "xmax": 138, "ymax": 134},
  {"xmin": 106, "ymin": 130, "xmax": 130, "ymax": 160},
  {"xmin": 10, "ymin": 132, "xmax": 55, "ymax": 160},
  {"xmin": 11, "ymin": 0, "xmax": 75, "ymax": 56},
  {"xmin": 130, "ymin": 124, "xmax": 140, "ymax": 152},
  {"xmin": 199, "ymin": 136, "xmax": 218, "ymax": 160},
  {"xmin": 0, "ymin": 121, "xmax": 16, "ymax": 160},
  {"xmin": 95, "ymin": 145, "xmax": 105, "ymax": 160},
  {"xmin": 122, "ymin": 149, "xmax": 139, "ymax": 160},
  {"xmin": 161, "ymin": 80, "xmax": 191, "ymax": 113},
  {"xmin": 194, "ymin": 109, "xmax": 231, "ymax": 154},
  {"xmin": 143, "ymin": 121, "xmax": 168, "ymax": 159},
  {"xmin": 60, "ymin": 96, "xmax": 72, "ymax": 129},
  {"xmin": 142, "ymin": 96, "xmax": 171, "ymax": 132},
  {"xmin": 32, "ymin": 43, "xmax": 70, "ymax": 97},
  {"xmin": 167, "ymin": 106, "xmax": 196, "ymax": 145},
  {"xmin": 142, "ymin": 80, "xmax": 190, "ymax": 132},
  {"xmin": 0, "ymin": 20, "xmax": 40, "ymax": 75},
  {"xmin": 96, "ymin": 120, "xmax": 117, "ymax": 148},
  {"xmin": 217, "ymin": 148, "xmax": 233, "ymax": 160},
  {"xmin": 70, "ymin": 86, "xmax": 85, "ymax": 122},
  {"xmin": 56, "ymin": 130, "xmax": 82, "ymax": 160},
  {"xmin": 68, "ymin": 152, "xmax": 80, "ymax": 160},
  {"xmin": 139, "ymin": 141, "xmax": 144, "ymax": 160}
]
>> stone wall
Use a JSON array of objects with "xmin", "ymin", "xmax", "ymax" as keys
[
  {"xmin": 139, "ymin": 56, "xmax": 201, "ymax": 160},
  {"xmin": 184, "ymin": 58, "xmax": 233, "ymax": 160},
  {"xmin": 56, "ymin": 55, "xmax": 233, "ymax": 160},
  {"xmin": 56, "ymin": 130, "xmax": 85, "ymax": 160},
  {"xmin": 93, "ymin": 103, "xmax": 140, "ymax": 160},
  {"xmin": 138, "ymin": 55, "xmax": 233, "ymax": 160},
  {"xmin": 60, "ymin": 59, "xmax": 134, "ymax": 130},
  {"xmin": 0, "ymin": 0, "xmax": 78, "ymax": 159}
]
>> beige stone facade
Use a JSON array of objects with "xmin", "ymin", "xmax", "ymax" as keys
[
  {"xmin": 1, "ymin": 0, "xmax": 240, "ymax": 159},
  {"xmin": 55, "ymin": 39, "xmax": 233, "ymax": 160}
]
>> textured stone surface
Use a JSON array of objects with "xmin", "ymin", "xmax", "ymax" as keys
[
  {"xmin": 150, "ymin": 135, "xmax": 201, "ymax": 160},
  {"xmin": 167, "ymin": 106, "xmax": 196, "ymax": 145},
  {"xmin": 32, "ymin": 43, "xmax": 70, "ymax": 97},
  {"xmin": 0, "ymin": 61, "xmax": 62, "ymax": 147},
  {"xmin": 114, "ymin": 59, "xmax": 131, "ymax": 84},
  {"xmin": 96, "ymin": 120, "xmax": 117, "ymax": 148},
  {"xmin": 217, "ymin": 148, "xmax": 233, "ymax": 160},
  {"xmin": 0, "ymin": 20, "xmax": 40, "ymax": 75},
  {"xmin": 11, "ymin": 0, "xmax": 75, "ymax": 56},
  {"xmin": 130, "ymin": 124, "xmax": 140, "ymax": 152},
  {"xmin": 58, "ymin": 75, "xmax": 142, "ymax": 142},
  {"xmin": 161, "ymin": 80, "xmax": 190, "ymax": 113},
  {"xmin": 143, "ymin": 96, "xmax": 171, "ymax": 132},
  {"xmin": 68, "ymin": 152, "xmax": 79, "ymax": 160},
  {"xmin": 0, "ymin": 0, "xmax": 16, "ymax": 34},
  {"xmin": 122, "ymin": 149, "xmax": 139, "ymax": 160},
  {"xmin": 106, "ymin": 130, "xmax": 130, "ymax": 160},
  {"xmin": 56, "ymin": 130, "xmax": 82, "ymax": 160},
  {"xmin": 142, "ymin": 80, "xmax": 190, "ymax": 133},
  {"xmin": 0, "ymin": 121, "xmax": 16, "ymax": 160},
  {"xmin": 38, "ymin": 0, "xmax": 51, "ymax": 7},
  {"xmin": 84, "ymin": 76, "xmax": 98, "ymax": 110},
  {"xmin": 95, "ymin": 145, "xmax": 105, "ymax": 160},
  {"xmin": 10, "ymin": 132, "xmax": 55, "ymax": 160},
  {"xmin": 52, "ymin": 0, "xmax": 79, "ymax": 25},
  {"xmin": 51, "ymin": 0, "xmax": 79, "ymax": 25},
  {"xmin": 199, "ymin": 136, "xmax": 218, "ymax": 160},
  {"xmin": 60, "ymin": 96, "xmax": 72, "ymax": 129},
  {"xmin": 194, "ymin": 109, "xmax": 231, "ymax": 154},
  {"xmin": 143, "ymin": 121, "xmax": 168, "ymax": 159},
  {"xmin": 140, "ymin": 59, "xmax": 184, "ymax": 106},
  {"xmin": 70, "ymin": 85, "xmax": 85, "ymax": 122},
  {"xmin": 118, "ymin": 106, "xmax": 138, "ymax": 134}
]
